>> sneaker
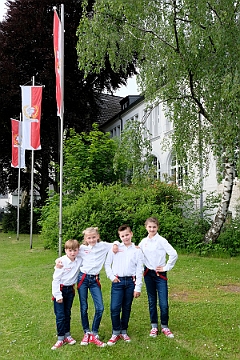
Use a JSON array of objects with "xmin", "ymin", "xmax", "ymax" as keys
[
  {"xmin": 51, "ymin": 340, "xmax": 64, "ymax": 350},
  {"xmin": 89, "ymin": 334, "xmax": 107, "ymax": 347},
  {"xmin": 161, "ymin": 327, "xmax": 174, "ymax": 338},
  {"xmin": 120, "ymin": 334, "xmax": 131, "ymax": 342},
  {"xmin": 149, "ymin": 328, "xmax": 158, "ymax": 337},
  {"xmin": 107, "ymin": 334, "xmax": 121, "ymax": 346},
  {"xmin": 64, "ymin": 336, "xmax": 76, "ymax": 345},
  {"xmin": 81, "ymin": 332, "xmax": 90, "ymax": 346}
]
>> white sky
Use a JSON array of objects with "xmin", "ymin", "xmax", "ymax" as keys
[
  {"xmin": 114, "ymin": 75, "xmax": 139, "ymax": 97},
  {"xmin": 0, "ymin": 1, "xmax": 7, "ymax": 21},
  {"xmin": 0, "ymin": 1, "xmax": 139, "ymax": 97}
]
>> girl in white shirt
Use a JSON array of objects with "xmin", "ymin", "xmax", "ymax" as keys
[
  {"xmin": 77, "ymin": 227, "xmax": 118, "ymax": 347},
  {"xmin": 138, "ymin": 217, "xmax": 178, "ymax": 339}
]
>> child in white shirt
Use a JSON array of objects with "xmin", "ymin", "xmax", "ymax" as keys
[
  {"xmin": 78, "ymin": 227, "xmax": 119, "ymax": 347},
  {"xmin": 138, "ymin": 217, "xmax": 178, "ymax": 339},
  {"xmin": 51, "ymin": 239, "xmax": 82, "ymax": 350},
  {"xmin": 105, "ymin": 224, "xmax": 144, "ymax": 345}
]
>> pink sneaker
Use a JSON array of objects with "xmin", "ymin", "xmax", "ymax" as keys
[
  {"xmin": 107, "ymin": 334, "xmax": 121, "ymax": 346},
  {"xmin": 161, "ymin": 327, "xmax": 174, "ymax": 338},
  {"xmin": 51, "ymin": 340, "xmax": 64, "ymax": 350},
  {"xmin": 64, "ymin": 335, "xmax": 76, "ymax": 345},
  {"xmin": 120, "ymin": 334, "xmax": 131, "ymax": 342},
  {"xmin": 81, "ymin": 332, "xmax": 90, "ymax": 345},
  {"xmin": 89, "ymin": 334, "xmax": 107, "ymax": 347},
  {"xmin": 149, "ymin": 328, "xmax": 158, "ymax": 337}
]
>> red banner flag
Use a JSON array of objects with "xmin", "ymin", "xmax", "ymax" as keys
[
  {"xmin": 11, "ymin": 119, "xmax": 25, "ymax": 168},
  {"xmin": 53, "ymin": 9, "xmax": 62, "ymax": 118},
  {"xmin": 21, "ymin": 86, "xmax": 43, "ymax": 150}
]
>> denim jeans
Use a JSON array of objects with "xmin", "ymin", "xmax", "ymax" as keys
[
  {"xmin": 53, "ymin": 285, "xmax": 75, "ymax": 340},
  {"xmin": 144, "ymin": 268, "xmax": 169, "ymax": 327},
  {"xmin": 110, "ymin": 276, "xmax": 135, "ymax": 334},
  {"xmin": 77, "ymin": 272, "xmax": 104, "ymax": 334}
]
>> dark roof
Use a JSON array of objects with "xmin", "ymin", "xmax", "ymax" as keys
[{"xmin": 95, "ymin": 93, "xmax": 123, "ymax": 125}]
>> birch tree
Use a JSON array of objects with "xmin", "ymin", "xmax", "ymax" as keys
[{"xmin": 76, "ymin": 0, "xmax": 240, "ymax": 242}]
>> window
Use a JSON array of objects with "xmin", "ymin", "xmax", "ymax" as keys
[
  {"xmin": 152, "ymin": 156, "xmax": 161, "ymax": 179},
  {"xmin": 170, "ymin": 154, "xmax": 187, "ymax": 186}
]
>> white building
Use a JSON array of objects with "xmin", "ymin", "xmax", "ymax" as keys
[{"xmin": 101, "ymin": 95, "xmax": 240, "ymax": 217}]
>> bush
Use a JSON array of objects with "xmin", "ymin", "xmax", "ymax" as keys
[
  {"xmin": 39, "ymin": 181, "xmax": 240, "ymax": 257},
  {"xmin": 2, "ymin": 203, "xmax": 41, "ymax": 234},
  {"xmin": 40, "ymin": 181, "xmax": 184, "ymax": 250}
]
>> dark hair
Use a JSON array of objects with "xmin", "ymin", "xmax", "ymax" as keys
[{"xmin": 118, "ymin": 224, "xmax": 132, "ymax": 233}]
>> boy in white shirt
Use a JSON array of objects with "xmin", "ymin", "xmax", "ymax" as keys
[
  {"xmin": 105, "ymin": 224, "xmax": 144, "ymax": 345},
  {"xmin": 138, "ymin": 217, "xmax": 178, "ymax": 338},
  {"xmin": 51, "ymin": 239, "xmax": 82, "ymax": 350}
]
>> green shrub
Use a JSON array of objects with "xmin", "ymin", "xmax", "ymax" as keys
[
  {"xmin": 39, "ymin": 181, "xmax": 240, "ymax": 257},
  {"xmin": 40, "ymin": 181, "xmax": 183, "ymax": 250},
  {"xmin": 2, "ymin": 203, "xmax": 41, "ymax": 234}
]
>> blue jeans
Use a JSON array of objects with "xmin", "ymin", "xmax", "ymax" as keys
[
  {"xmin": 53, "ymin": 285, "xmax": 75, "ymax": 340},
  {"xmin": 77, "ymin": 272, "xmax": 104, "ymax": 334},
  {"xmin": 144, "ymin": 268, "xmax": 169, "ymax": 327},
  {"xmin": 110, "ymin": 276, "xmax": 135, "ymax": 334}
]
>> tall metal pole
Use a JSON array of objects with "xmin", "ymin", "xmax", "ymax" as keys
[
  {"xmin": 58, "ymin": 4, "xmax": 64, "ymax": 257},
  {"xmin": 16, "ymin": 113, "xmax": 21, "ymax": 240},
  {"xmin": 30, "ymin": 76, "xmax": 35, "ymax": 249}
]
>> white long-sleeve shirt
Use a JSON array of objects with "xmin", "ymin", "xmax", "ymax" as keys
[
  {"xmin": 78, "ymin": 241, "xmax": 119, "ymax": 275},
  {"xmin": 105, "ymin": 242, "xmax": 144, "ymax": 293},
  {"xmin": 138, "ymin": 233, "xmax": 178, "ymax": 272},
  {"xmin": 52, "ymin": 255, "xmax": 82, "ymax": 301}
]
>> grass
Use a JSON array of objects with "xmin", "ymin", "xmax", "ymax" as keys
[{"xmin": 0, "ymin": 233, "xmax": 239, "ymax": 359}]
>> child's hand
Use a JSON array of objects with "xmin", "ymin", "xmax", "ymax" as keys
[
  {"xmin": 134, "ymin": 291, "xmax": 141, "ymax": 298},
  {"xmin": 112, "ymin": 277, "xmax": 121, "ymax": 283},
  {"xmin": 112, "ymin": 244, "xmax": 118, "ymax": 254},
  {"xmin": 55, "ymin": 258, "xmax": 63, "ymax": 269},
  {"xmin": 156, "ymin": 266, "xmax": 164, "ymax": 272},
  {"xmin": 56, "ymin": 298, "xmax": 63, "ymax": 303}
]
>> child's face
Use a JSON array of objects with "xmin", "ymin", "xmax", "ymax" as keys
[
  {"xmin": 84, "ymin": 232, "xmax": 99, "ymax": 246},
  {"xmin": 65, "ymin": 247, "xmax": 79, "ymax": 261},
  {"xmin": 118, "ymin": 229, "xmax": 133, "ymax": 246},
  {"xmin": 145, "ymin": 221, "xmax": 158, "ymax": 238}
]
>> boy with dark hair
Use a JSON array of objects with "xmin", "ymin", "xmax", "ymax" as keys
[{"xmin": 105, "ymin": 224, "xmax": 144, "ymax": 345}]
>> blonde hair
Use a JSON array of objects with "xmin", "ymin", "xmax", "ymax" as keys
[
  {"xmin": 145, "ymin": 217, "xmax": 159, "ymax": 227},
  {"xmin": 64, "ymin": 239, "xmax": 80, "ymax": 250},
  {"xmin": 82, "ymin": 227, "xmax": 101, "ymax": 245}
]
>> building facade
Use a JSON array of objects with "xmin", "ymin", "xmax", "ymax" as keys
[{"xmin": 101, "ymin": 95, "xmax": 240, "ymax": 217}]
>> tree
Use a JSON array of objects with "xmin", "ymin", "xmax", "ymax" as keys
[
  {"xmin": 76, "ymin": 0, "xmax": 240, "ymax": 242},
  {"xmin": 0, "ymin": 0, "xmax": 136, "ymax": 205},
  {"xmin": 63, "ymin": 124, "xmax": 119, "ymax": 195},
  {"xmin": 113, "ymin": 119, "xmax": 154, "ymax": 184}
]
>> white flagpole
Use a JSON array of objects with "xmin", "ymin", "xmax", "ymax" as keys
[
  {"xmin": 17, "ymin": 113, "xmax": 21, "ymax": 240},
  {"xmin": 29, "ymin": 76, "xmax": 35, "ymax": 249},
  {"xmin": 58, "ymin": 4, "xmax": 64, "ymax": 257}
]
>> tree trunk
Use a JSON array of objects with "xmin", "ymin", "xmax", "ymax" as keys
[{"xmin": 204, "ymin": 162, "xmax": 234, "ymax": 243}]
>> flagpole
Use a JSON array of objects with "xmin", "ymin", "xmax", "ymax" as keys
[
  {"xmin": 17, "ymin": 113, "xmax": 22, "ymax": 240},
  {"xmin": 58, "ymin": 4, "xmax": 64, "ymax": 257},
  {"xmin": 29, "ymin": 76, "xmax": 35, "ymax": 249}
]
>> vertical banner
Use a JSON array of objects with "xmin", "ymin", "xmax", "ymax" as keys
[
  {"xmin": 21, "ymin": 86, "xmax": 43, "ymax": 150},
  {"xmin": 11, "ymin": 119, "xmax": 25, "ymax": 168},
  {"xmin": 53, "ymin": 8, "xmax": 62, "ymax": 118}
]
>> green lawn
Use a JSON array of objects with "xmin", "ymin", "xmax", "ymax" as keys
[{"xmin": 0, "ymin": 233, "xmax": 239, "ymax": 359}]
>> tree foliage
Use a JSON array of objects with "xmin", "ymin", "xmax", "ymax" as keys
[
  {"xmin": 0, "ymin": 0, "xmax": 136, "ymax": 204},
  {"xmin": 76, "ymin": 0, "xmax": 240, "ymax": 241},
  {"xmin": 63, "ymin": 123, "xmax": 119, "ymax": 195},
  {"xmin": 113, "ymin": 119, "xmax": 154, "ymax": 184}
]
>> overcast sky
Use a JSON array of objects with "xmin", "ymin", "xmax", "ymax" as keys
[{"xmin": 0, "ymin": 1, "xmax": 7, "ymax": 21}]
